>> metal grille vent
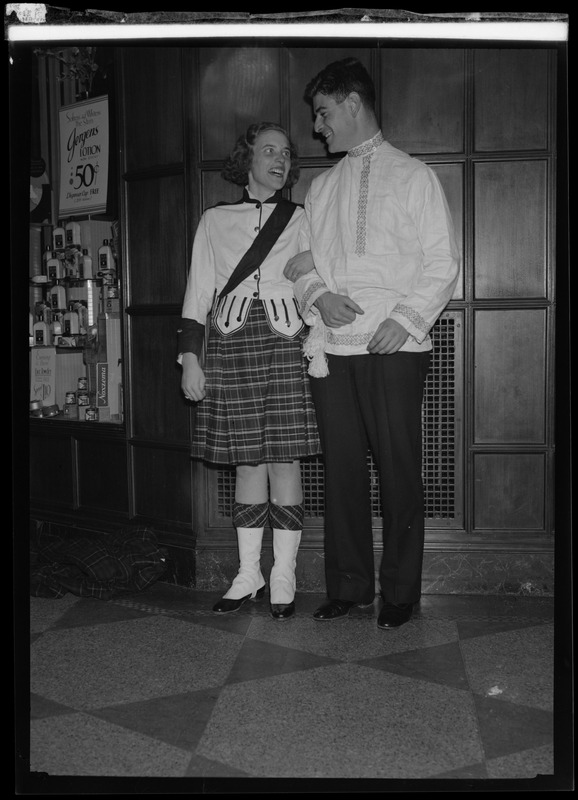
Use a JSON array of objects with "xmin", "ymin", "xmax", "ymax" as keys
[{"xmin": 215, "ymin": 314, "xmax": 461, "ymax": 525}]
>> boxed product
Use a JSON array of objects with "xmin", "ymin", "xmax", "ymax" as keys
[{"xmin": 30, "ymin": 346, "xmax": 56, "ymax": 407}]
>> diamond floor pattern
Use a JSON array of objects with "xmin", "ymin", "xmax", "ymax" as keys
[{"xmin": 20, "ymin": 582, "xmax": 571, "ymax": 791}]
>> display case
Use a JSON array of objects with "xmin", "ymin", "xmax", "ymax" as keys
[{"xmin": 29, "ymin": 219, "xmax": 123, "ymax": 423}]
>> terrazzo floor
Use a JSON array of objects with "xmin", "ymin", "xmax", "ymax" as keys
[{"xmin": 19, "ymin": 583, "xmax": 572, "ymax": 793}]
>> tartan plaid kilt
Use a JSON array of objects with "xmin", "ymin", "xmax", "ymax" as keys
[{"xmin": 191, "ymin": 300, "xmax": 321, "ymax": 465}]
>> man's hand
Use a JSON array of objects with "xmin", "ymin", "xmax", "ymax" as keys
[
  {"xmin": 181, "ymin": 352, "xmax": 206, "ymax": 402},
  {"xmin": 283, "ymin": 250, "xmax": 315, "ymax": 282},
  {"xmin": 315, "ymin": 292, "xmax": 364, "ymax": 328},
  {"xmin": 367, "ymin": 318, "xmax": 410, "ymax": 354}
]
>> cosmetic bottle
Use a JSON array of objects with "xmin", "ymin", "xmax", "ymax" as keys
[
  {"xmin": 65, "ymin": 218, "xmax": 81, "ymax": 248},
  {"xmin": 80, "ymin": 249, "xmax": 93, "ymax": 279},
  {"xmin": 49, "ymin": 283, "xmax": 67, "ymax": 311},
  {"xmin": 47, "ymin": 252, "xmax": 63, "ymax": 280},
  {"xmin": 33, "ymin": 314, "xmax": 52, "ymax": 346},
  {"xmin": 98, "ymin": 239, "xmax": 116, "ymax": 272},
  {"xmin": 63, "ymin": 302, "xmax": 80, "ymax": 335},
  {"xmin": 52, "ymin": 223, "xmax": 66, "ymax": 251},
  {"xmin": 50, "ymin": 311, "xmax": 63, "ymax": 339}
]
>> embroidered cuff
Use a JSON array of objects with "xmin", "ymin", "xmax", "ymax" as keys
[
  {"xmin": 390, "ymin": 303, "xmax": 430, "ymax": 343},
  {"xmin": 298, "ymin": 279, "xmax": 329, "ymax": 319}
]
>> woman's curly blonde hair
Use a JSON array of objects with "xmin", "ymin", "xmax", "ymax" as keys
[{"xmin": 222, "ymin": 122, "xmax": 300, "ymax": 189}]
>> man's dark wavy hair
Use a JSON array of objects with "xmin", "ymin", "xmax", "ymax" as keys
[
  {"xmin": 222, "ymin": 122, "xmax": 300, "ymax": 188},
  {"xmin": 305, "ymin": 57, "xmax": 376, "ymax": 112}
]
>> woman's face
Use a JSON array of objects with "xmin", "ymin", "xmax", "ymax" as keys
[{"xmin": 247, "ymin": 130, "xmax": 292, "ymax": 199}]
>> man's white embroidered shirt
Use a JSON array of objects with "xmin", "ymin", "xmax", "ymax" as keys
[{"xmin": 295, "ymin": 133, "xmax": 460, "ymax": 355}]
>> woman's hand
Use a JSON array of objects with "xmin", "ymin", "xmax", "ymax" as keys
[
  {"xmin": 283, "ymin": 250, "xmax": 315, "ymax": 282},
  {"xmin": 181, "ymin": 352, "xmax": 206, "ymax": 402}
]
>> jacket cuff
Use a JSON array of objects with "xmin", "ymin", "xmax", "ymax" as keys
[{"xmin": 177, "ymin": 318, "xmax": 205, "ymax": 360}]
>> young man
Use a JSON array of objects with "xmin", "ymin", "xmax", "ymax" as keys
[{"xmin": 285, "ymin": 58, "xmax": 459, "ymax": 628}]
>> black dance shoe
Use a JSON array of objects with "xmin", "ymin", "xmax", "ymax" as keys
[
  {"xmin": 377, "ymin": 601, "xmax": 413, "ymax": 629},
  {"xmin": 313, "ymin": 598, "xmax": 370, "ymax": 621},
  {"xmin": 270, "ymin": 601, "xmax": 296, "ymax": 620},
  {"xmin": 212, "ymin": 584, "xmax": 266, "ymax": 614}
]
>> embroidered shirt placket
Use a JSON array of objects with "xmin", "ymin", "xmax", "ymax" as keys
[
  {"xmin": 327, "ymin": 132, "xmax": 384, "ymax": 348},
  {"xmin": 355, "ymin": 153, "xmax": 372, "ymax": 257}
]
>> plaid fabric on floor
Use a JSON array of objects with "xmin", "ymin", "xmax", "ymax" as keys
[
  {"xmin": 30, "ymin": 527, "xmax": 167, "ymax": 600},
  {"xmin": 192, "ymin": 301, "xmax": 320, "ymax": 465}
]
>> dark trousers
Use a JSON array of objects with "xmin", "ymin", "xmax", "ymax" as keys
[{"xmin": 310, "ymin": 351, "xmax": 431, "ymax": 605}]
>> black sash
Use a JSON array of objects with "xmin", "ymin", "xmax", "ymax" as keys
[{"xmin": 218, "ymin": 198, "xmax": 297, "ymax": 299}]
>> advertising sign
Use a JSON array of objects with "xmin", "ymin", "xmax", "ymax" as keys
[{"xmin": 58, "ymin": 95, "xmax": 109, "ymax": 217}]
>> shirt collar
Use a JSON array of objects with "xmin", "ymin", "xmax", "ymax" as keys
[
  {"xmin": 348, "ymin": 130, "xmax": 385, "ymax": 158},
  {"xmin": 242, "ymin": 188, "xmax": 283, "ymax": 204}
]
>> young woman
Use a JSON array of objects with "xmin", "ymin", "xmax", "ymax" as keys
[{"xmin": 178, "ymin": 122, "xmax": 320, "ymax": 620}]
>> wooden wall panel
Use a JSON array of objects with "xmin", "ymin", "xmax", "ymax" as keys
[
  {"xmin": 198, "ymin": 48, "xmax": 282, "ymax": 160},
  {"xmin": 30, "ymin": 433, "xmax": 74, "ymax": 507},
  {"xmin": 132, "ymin": 445, "xmax": 193, "ymax": 524},
  {"xmin": 129, "ymin": 314, "xmax": 191, "ymax": 442},
  {"xmin": 474, "ymin": 49, "xmax": 549, "ymax": 153},
  {"xmin": 474, "ymin": 309, "xmax": 546, "ymax": 444},
  {"xmin": 380, "ymin": 49, "xmax": 465, "ymax": 154},
  {"xmin": 287, "ymin": 46, "xmax": 372, "ymax": 158},
  {"xmin": 290, "ymin": 166, "xmax": 334, "ymax": 206},
  {"xmin": 121, "ymin": 47, "xmax": 183, "ymax": 171},
  {"xmin": 474, "ymin": 160, "xmax": 547, "ymax": 299},
  {"xmin": 202, "ymin": 171, "xmax": 242, "ymax": 211},
  {"xmin": 77, "ymin": 438, "xmax": 129, "ymax": 513},
  {"xmin": 474, "ymin": 453, "xmax": 545, "ymax": 530},
  {"xmin": 430, "ymin": 162, "xmax": 464, "ymax": 300},
  {"xmin": 126, "ymin": 174, "xmax": 187, "ymax": 306}
]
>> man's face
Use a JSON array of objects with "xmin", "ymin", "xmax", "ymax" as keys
[
  {"xmin": 312, "ymin": 92, "xmax": 356, "ymax": 153},
  {"xmin": 247, "ymin": 130, "xmax": 291, "ymax": 199}
]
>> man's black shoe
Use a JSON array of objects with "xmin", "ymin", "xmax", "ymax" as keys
[
  {"xmin": 313, "ymin": 598, "xmax": 373, "ymax": 621},
  {"xmin": 377, "ymin": 602, "xmax": 413, "ymax": 629}
]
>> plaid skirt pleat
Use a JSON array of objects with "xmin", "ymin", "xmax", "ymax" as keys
[{"xmin": 191, "ymin": 301, "xmax": 321, "ymax": 465}]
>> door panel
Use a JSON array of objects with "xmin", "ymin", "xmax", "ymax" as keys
[
  {"xmin": 132, "ymin": 445, "xmax": 193, "ymax": 524},
  {"xmin": 78, "ymin": 438, "xmax": 129, "ymax": 513},
  {"xmin": 474, "ymin": 49, "xmax": 550, "ymax": 153},
  {"xmin": 122, "ymin": 47, "xmax": 184, "ymax": 171},
  {"xmin": 198, "ymin": 48, "xmax": 282, "ymax": 160},
  {"xmin": 474, "ymin": 160, "xmax": 548, "ymax": 298},
  {"xmin": 474, "ymin": 453, "xmax": 545, "ymax": 530},
  {"xmin": 30, "ymin": 433, "xmax": 74, "ymax": 508},
  {"xmin": 474, "ymin": 309, "xmax": 546, "ymax": 444},
  {"xmin": 129, "ymin": 313, "xmax": 191, "ymax": 443},
  {"xmin": 380, "ymin": 49, "xmax": 465, "ymax": 154},
  {"xmin": 126, "ymin": 173, "xmax": 187, "ymax": 306}
]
